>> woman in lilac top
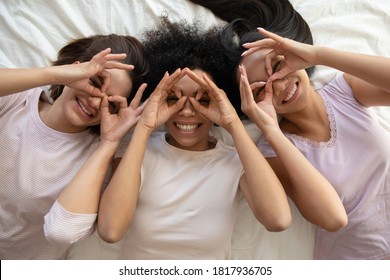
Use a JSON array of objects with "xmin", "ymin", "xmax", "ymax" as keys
[{"xmin": 238, "ymin": 27, "xmax": 390, "ymax": 259}]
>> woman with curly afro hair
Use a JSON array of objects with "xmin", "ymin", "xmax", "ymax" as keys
[{"xmin": 96, "ymin": 17, "xmax": 291, "ymax": 259}]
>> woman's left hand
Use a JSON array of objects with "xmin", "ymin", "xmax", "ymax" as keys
[
  {"xmin": 184, "ymin": 68, "xmax": 240, "ymax": 132},
  {"xmin": 99, "ymin": 83, "xmax": 148, "ymax": 144}
]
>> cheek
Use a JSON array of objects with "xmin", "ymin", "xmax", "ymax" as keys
[
  {"xmin": 164, "ymin": 119, "xmax": 176, "ymax": 132},
  {"xmin": 202, "ymin": 119, "xmax": 214, "ymax": 132},
  {"xmin": 93, "ymin": 114, "xmax": 102, "ymax": 125}
]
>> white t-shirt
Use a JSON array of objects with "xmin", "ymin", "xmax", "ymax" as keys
[
  {"xmin": 118, "ymin": 131, "xmax": 243, "ymax": 259},
  {"xmin": 0, "ymin": 89, "xmax": 98, "ymax": 259}
]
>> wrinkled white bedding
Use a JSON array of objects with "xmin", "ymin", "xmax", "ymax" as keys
[{"xmin": 1, "ymin": 0, "xmax": 388, "ymax": 259}]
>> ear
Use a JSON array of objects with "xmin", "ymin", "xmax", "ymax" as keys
[{"xmin": 73, "ymin": 61, "xmax": 81, "ymax": 65}]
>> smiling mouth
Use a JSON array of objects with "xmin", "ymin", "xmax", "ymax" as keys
[
  {"xmin": 77, "ymin": 99, "xmax": 93, "ymax": 117},
  {"xmin": 176, "ymin": 123, "xmax": 200, "ymax": 132},
  {"xmin": 282, "ymin": 83, "xmax": 298, "ymax": 103}
]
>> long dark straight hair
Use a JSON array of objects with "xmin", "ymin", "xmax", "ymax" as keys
[{"xmin": 189, "ymin": 0, "xmax": 315, "ymax": 117}]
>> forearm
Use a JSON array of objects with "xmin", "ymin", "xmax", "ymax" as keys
[
  {"xmin": 97, "ymin": 123, "xmax": 150, "ymax": 243},
  {"xmin": 230, "ymin": 122, "xmax": 290, "ymax": 230},
  {"xmin": 316, "ymin": 47, "xmax": 390, "ymax": 91},
  {"xmin": 265, "ymin": 129, "xmax": 347, "ymax": 231},
  {"xmin": 57, "ymin": 141, "xmax": 119, "ymax": 214},
  {"xmin": 0, "ymin": 67, "xmax": 61, "ymax": 96}
]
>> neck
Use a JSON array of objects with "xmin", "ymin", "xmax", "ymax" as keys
[
  {"xmin": 279, "ymin": 91, "xmax": 331, "ymax": 142},
  {"xmin": 165, "ymin": 133, "xmax": 216, "ymax": 151},
  {"xmin": 39, "ymin": 99, "xmax": 86, "ymax": 133}
]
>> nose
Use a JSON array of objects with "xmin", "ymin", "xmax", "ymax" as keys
[
  {"xmin": 271, "ymin": 78, "xmax": 288, "ymax": 97},
  {"xmin": 179, "ymin": 98, "xmax": 196, "ymax": 117},
  {"xmin": 87, "ymin": 96, "xmax": 102, "ymax": 110}
]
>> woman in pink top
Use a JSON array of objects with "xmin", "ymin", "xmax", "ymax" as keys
[
  {"xmin": 238, "ymin": 28, "xmax": 390, "ymax": 259},
  {"xmin": 191, "ymin": 0, "xmax": 389, "ymax": 260},
  {"xmin": 0, "ymin": 34, "xmax": 148, "ymax": 259}
]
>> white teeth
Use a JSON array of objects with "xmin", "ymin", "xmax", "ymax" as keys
[
  {"xmin": 77, "ymin": 99, "xmax": 92, "ymax": 116},
  {"xmin": 284, "ymin": 84, "xmax": 297, "ymax": 102},
  {"xmin": 176, "ymin": 124, "xmax": 198, "ymax": 131}
]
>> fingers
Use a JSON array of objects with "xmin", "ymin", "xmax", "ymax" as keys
[
  {"xmin": 153, "ymin": 69, "xmax": 182, "ymax": 100},
  {"xmin": 92, "ymin": 48, "xmax": 112, "ymax": 61},
  {"xmin": 183, "ymin": 68, "xmax": 213, "ymax": 102},
  {"xmin": 264, "ymin": 51, "xmax": 276, "ymax": 77},
  {"xmin": 100, "ymin": 95, "xmax": 110, "ymax": 117},
  {"xmin": 184, "ymin": 68, "xmax": 208, "ymax": 89},
  {"xmin": 263, "ymin": 80, "xmax": 274, "ymax": 102},
  {"xmin": 134, "ymin": 98, "xmax": 148, "ymax": 115},
  {"xmin": 107, "ymin": 95, "xmax": 128, "ymax": 109},
  {"xmin": 201, "ymin": 72, "xmax": 222, "ymax": 95},
  {"xmin": 84, "ymin": 83, "xmax": 104, "ymax": 98},
  {"xmin": 169, "ymin": 96, "xmax": 187, "ymax": 115},
  {"xmin": 241, "ymin": 38, "xmax": 277, "ymax": 56},
  {"xmin": 241, "ymin": 28, "xmax": 282, "ymax": 57},
  {"xmin": 268, "ymin": 67, "xmax": 289, "ymax": 82},
  {"xmin": 92, "ymin": 49, "xmax": 129, "ymax": 68},
  {"xmin": 91, "ymin": 48, "xmax": 134, "ymax": 77},
  {"xmin": 165, "ymin": 68, "xmax": 185, "ymax": 88},
  {"xmin": 129, "ymin": 83, "xmax": 147, "ymax": 109},
  {"xmin": 257, "ymin": 27, "xmax": 283, "ymax": 42},
  {"xmin": 104, "ymin": 60, "xmax": 134, "ymax": 71},
  {"xmin": 241, "ymin": 46, "xmax": 261, "ymax": 57},
  {"xmin": 238, "ymin": 65, "xmax": 254, "ymax": 107},
  {"xmin": 250, "ymin": 81, "xmax": 267, "ymax": 91},
  {"xmin": 99, "ymin": 70, "xmax": 111, "ymax": 93},
  {"xmin": 188, "ymin": 96, "xmax": 207, "ymax": 115}
]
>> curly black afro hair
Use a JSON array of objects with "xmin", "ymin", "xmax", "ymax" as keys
[{"xmin": 141, "ymin": 16, "xmax": 236, "ymax": 108}]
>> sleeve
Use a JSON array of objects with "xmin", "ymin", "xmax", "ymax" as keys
[
  {"xmin": 319, "ymin": 73, "xmax": 356, "ymax": 103},
  {"xmin": 0, "ymin": 88, "xmax": 41, "ymax": 115},
  {"xmin": 256, "ymin": 135, "xmax": 277, "ymax": 158},
  {"xmin": 43, "ymin": 200, "xmax": 97, "ymax": 245}
]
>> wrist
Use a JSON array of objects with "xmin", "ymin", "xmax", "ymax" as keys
[
  {"xmin": 262, "ymin": 127, "xmax": 285, "ymax": 144},
  {"xmin": 225, "ymin": 118, "xmax": 245, "ymax": 135},
  {"xmin": 98, "ymin": 139, "xmax": 120, "ymax": 151},
  {"xmin": 135, "ymin": 121, "xmax": 154, "ymax": 138}
]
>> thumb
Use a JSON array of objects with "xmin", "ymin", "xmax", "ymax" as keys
[{"xmin": 263, "ymin": 81, "xmax": 274, "ymax": 101}]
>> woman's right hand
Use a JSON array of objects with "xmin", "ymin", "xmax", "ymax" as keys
[
  {"xmin": 138, "ymin": 69, "xmax": 186, "ymax": 131},
  {"xmin": 0, "ymin": 48, "xmax": 134, "ymax": 98},
  {"xmin": 239, "ymin": 64, "xmax": 280, "ymax": 134},
  {"xmin": 242, "ymin": 28, "xmax": 318, "ymax": 81},
  {"xmin": 99, "ymin": 83, "xmax": 148, "ymax": 145}
]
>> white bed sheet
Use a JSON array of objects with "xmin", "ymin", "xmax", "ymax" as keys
[{"xmin": 1, "ymin": 0, "xmax": 389, "ymax": 259}]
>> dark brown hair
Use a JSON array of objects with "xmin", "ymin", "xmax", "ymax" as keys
[{"xmin": 50, "ymin": 34, "xmax": 149, "ymax": 134}]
